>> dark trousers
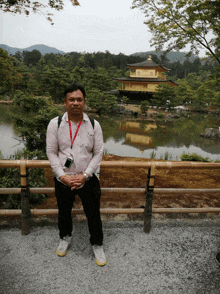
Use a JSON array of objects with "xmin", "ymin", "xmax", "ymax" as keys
[{"xmin": 54, "ymin": 175, "xmax": 103, "ymax": 246}]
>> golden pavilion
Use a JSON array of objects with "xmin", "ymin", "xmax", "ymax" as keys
[{"xmin": 113, "ymin": 56, "xmax": 178, "ymax": 100}]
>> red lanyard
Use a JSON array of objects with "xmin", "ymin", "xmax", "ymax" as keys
[{"xmin": 68, "ymin": 120, "xmax": 82, "ymax": 149}]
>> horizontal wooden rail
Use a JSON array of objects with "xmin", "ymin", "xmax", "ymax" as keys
[
  {"xmin": 154, "ymin": 188, "xmax": 220, "ymax": 194},
  {"xmin": 1, "ymin": 160, "xmax": 220, "ymax": 169},
  {"xmin": 0, "ymin": 159, "xmax": 220, "ymax": 235},
  {"xmin": 1, "ymin": 207, "xmax": 220, "ymax": 217},
  {"xmin": 1, "ymin": 187, "xmax": 220, "ymax": 195},
  {"xmin": 0, "ymin": 188, "xmax": 21, "ymax": 194}
]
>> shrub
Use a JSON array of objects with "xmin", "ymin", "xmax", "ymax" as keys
[
  {"xmin": 180, "ymin": 153, "xmax": 211, "ymax": 162},
  {"xmin": 157, "ymin": 113, "xmax": 165, "ymax": 119},
  {"xmin": 0, "ymin": 150, "xmax": 47, "ymax": 209},
  {"xmin": 140, "ymin": 100, "xmax": 149, "ymax": 114}
]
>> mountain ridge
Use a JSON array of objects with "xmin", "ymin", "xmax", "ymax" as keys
[
  {"xmin": 131, "ymin": 50, "xmax": 198, "ymax": 63},
  {"xmin": 1, "ymin": 44, "xmax": 200, "ymax": 63},
  {"xmin": 0, "ymin": 44, "xmax": 65, "ymax": 55}
]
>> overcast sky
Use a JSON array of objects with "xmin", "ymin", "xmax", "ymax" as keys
[{"xmin": 0, "ymin": 0, "xmax": 157, "ymax": 55}]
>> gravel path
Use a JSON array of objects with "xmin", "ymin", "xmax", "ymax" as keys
[{"xmin": 0, "ymin": 219, "xmax": 220, "ymax": 294}]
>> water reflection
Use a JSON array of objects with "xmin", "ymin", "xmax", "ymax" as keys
[
  {"xmin": 0, "ymin": 104, "xmax": 220, "ymax": 161},
  {"xmin": 104, "ymin": 137, "xmax": 220, "ymax": 161},
  {"xmin": 97, "ymin": 114, "xmax": 220, "ymax": 161},
  {"xmin": 119, "ymin": 121, "xmax": 159, "ymax": 150},
  {"xmin": 0, "ymin": 123, "xmax": 25, "ymax": 158},
  {"xmin": 124, "ymin": 133, "xmax": 153, "ymax": 149}
]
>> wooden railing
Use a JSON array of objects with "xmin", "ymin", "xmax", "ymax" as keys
[{"xmin": 0, "ymin": 160, "xmax": 220, "ymax": 235}]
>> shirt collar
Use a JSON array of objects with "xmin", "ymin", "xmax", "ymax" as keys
[{"xmin": 64, "ymin": 112, "xmax": 89, "ymax": 123}]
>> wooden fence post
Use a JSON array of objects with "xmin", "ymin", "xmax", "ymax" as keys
[
  {"xmin": 20, "ymin": 160, "xmax": 31, "ymax": 235},
  {"xmin": 144, "ymin": 162, "xmax": 156, "ymax": 233}
]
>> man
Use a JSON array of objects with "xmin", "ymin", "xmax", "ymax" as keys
[{"xmin": 46, "ymin": 83, "xmax": 106, "ymax": 266}]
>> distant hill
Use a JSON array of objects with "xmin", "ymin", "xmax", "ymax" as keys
[
  {"xmin": 0, "ymin": 44, "xmax": 201, "ymax": 64},
  {"xmin": 0, "ymin": 44, "xmax": 65, "ymax": 55},
  {"xmin": 132, "ymin": 50, "xmax": 199, "ymax": 64}
]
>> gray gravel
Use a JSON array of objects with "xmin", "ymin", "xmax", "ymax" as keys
[{"xmin": 0, "ymin": 219, "xmax": 220, "ymax": 294}]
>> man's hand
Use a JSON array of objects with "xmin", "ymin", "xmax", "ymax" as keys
[
  {"xmin": 59, "ymin": 174, "xmax": 87, "ymax": 190},
  {"xmin": 59, "ymin": 174, "xmax": 74, "ymax": 187},
  {"xmin": 70, "ymin": 174, "xmax": 86, "ymax": 190}
]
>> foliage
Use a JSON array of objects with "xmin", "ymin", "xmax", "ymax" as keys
[
  {"xmin": 132, "ymin": 0, "xmax": 220, "ymax": 64},
  {"xmin": 38, "ymin": 67, "xmax": 74, "ymax": 102},
  {"xmin": 1, "ymin": 46, "xmax": 220, "ymax": 113},
  {"xmin": 198, "ymin": 69, "xmax": 220, "ymax": 108},
  {"xmin": 180, "ymin": 153, "xmax": 211, "ymax": 162},
  {"xmin": 140, "ymin": 100, "xmax": 149, "ymax": 113},
  {"xmin": 121, "ymin": 96, "xmax": 129, "ymax": 104},
  {"xmin": 152, "ymin": 84, "xmax": 177, "ymax": 108},
  {"xmin": 0, "ymin": 150, "xmax": 47, "ymax": 209},
  {"xmin": 0, "ymin": 48, "xmax": 17, "ymax": 95},
  {"xmin": 87, "ymin": 67, "xmax": 118, "ymax": 91},
  {"xmin": 157, "ymin": 113, "xmax": 165, "ymax": 119},
  {"xmin": 22, "ymin": 50, "xmax": 42, "ymax": 66},
  {"xmin": 175, "ymin": 70, "xmax": 220, "ymax": 109},
  {"xmin": 11, "ymin": 48, "xmax": 218, "ymax": 80},
  {"xmin": 0, "ymin": 0, "xmax": 80, "ymax": 24},
  {"xmin": 11, "ymin": 91, "xmax": 60, "ymax": 157},
  {"xmin": 12, "ymin": 60, "xmax": 34, "ymax": 93},
  {"xmin": 86, "ymin": 89, "xmax": 117, "ymax": 115}
]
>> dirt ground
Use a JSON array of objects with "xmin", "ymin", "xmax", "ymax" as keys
[{"xmin": 35, "ymin": 154, "xmax": 220, "ymax": 212}]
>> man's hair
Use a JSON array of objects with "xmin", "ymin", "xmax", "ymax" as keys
[{"xmin": 64, "ymin": 83, "xmax": 86, "ymax": 100}]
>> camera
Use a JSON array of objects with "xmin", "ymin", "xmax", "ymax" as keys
[{"xmin": 64, "ymin": 156, "xmax": 73, "ymax": 168}]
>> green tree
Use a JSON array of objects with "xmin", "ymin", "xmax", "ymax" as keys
[
  {"xmin": 87, "ymin": 89, "xmax": 117, "ymax": 115},
  {"xmin": 11, "ymin": 91, "xmax": 60, "ymax": 157},
  {"xmin": 39, "ymin": 67, "xmax": 74, "ymax": 102},
  {"xmin": 121, "ymin": 95, "xmax": 128, "ymax": 105},
  {"xmin": 194, "ymin": 70, "xmax": 220, "ymax": 108},
  {"xmin": 140, "ymin": 100, "xmax": 149, "ymax": 114},
  {"xmin": 168, "ymin": 61, "xmax": 185, "ymax": 79},
  {"xmin": 23, "ymin": 50, "xmax": 42, "ymax": 66},
  {"xmin": 175, "ymin": 78, "xmax": 194, "ymax": 105},
  {"xmin": 12, "ymin": 60, "xmax": 33, "ymax": 92},
  {"xmin": 152, "ymin": 84, "xmax": 177, "ymax": 108},
  {"xmin": 132, "ymin": 0, "xmax": 220, "ymax": 64},
  {"xmin": 83, "ymin": 67, "xmax": 116, "ymax": 93},
  {"xmin": 1, "ymin": 90, "xmax": 60, "ymax": 208},
  {"xmin": 175, "ymin": 70, "xmax": 219, "ymax": 109},
  {"xmin": 14, "ymin": 51, "xmax": 23, "ymax": 62},
  {"xmin": 0, "ymin": 48, "xmax": 15, "ymax": 95}
]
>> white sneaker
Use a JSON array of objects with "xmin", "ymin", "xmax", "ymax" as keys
[
  {"xmin": 92, "ymin": 245, "xmax": 106, "ymax": 266},
  {"xmin": 56, "ymin": 236, "xmax": 71, "ymax": 257}
]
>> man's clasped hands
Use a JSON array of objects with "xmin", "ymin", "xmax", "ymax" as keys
[{"xmin": 59, "ymin": 174, "xmax": 87, "ymax": 190}]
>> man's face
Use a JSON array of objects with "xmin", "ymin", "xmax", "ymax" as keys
[{"xmin": 64, "ymin": 89, "xmax": 85, "ymax": 118}]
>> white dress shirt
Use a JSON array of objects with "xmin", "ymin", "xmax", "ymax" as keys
[{"xmin": 46, "ymin": 112, "xmax": 103, "ymax": 179}]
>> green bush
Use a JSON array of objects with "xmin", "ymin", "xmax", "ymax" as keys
[
  {"xmin": 0, "ymin": 150, "xmax": 47, "ymax": 209},
  {"xmin": 157, "ymin": 113, "xmax": 165, "ymax": 119},
  {"xmin": 180, "ymin": 153, "xmax": 211, "ymax": 162},
  {"xmin": 140, "ymin": 100, "xmax": 149, "ymax": 114}
]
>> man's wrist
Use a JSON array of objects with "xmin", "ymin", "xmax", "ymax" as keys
[{"xmin": 83, "ymin": 172, "xmax": 90, "ymax": 181}]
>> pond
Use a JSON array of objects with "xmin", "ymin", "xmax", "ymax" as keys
[
  {"xmin": 0, "ymin": 104, "xmax": 25, "ymax": 159},
  {"xmin": 0, "ymin": 104, "xmax": 220, "ymax": 161}
]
